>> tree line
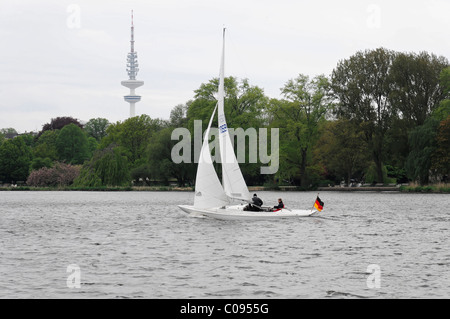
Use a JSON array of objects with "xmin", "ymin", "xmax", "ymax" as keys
[{"xmin": 0, "ymin": 48, "xmax": 449, "ymax": 188}]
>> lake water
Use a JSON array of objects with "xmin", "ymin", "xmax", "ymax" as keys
[{"xmin": 0, "ymin": 191, "xmax": 449, "ymax": 299}]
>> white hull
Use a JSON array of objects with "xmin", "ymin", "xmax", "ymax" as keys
[{"xmin": 178, "ymin": 204, "xmax": 318, "ymax": 221}]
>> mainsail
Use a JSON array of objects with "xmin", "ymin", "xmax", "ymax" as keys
[
  {"xmin": 194, "ymin": 105, "xmax": 229, "ymax": 209},
  {"xmin": 193, "ymin": 28, "xmax": 250, "ymax": 209},
  {"xmin": 217, "ymin": 29, "xmax": 251, "ymax": 202}
]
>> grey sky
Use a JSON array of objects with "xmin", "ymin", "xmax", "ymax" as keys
[{"xmin": 0, "ymin": 0, "xmax": 449, "ymax": 133}]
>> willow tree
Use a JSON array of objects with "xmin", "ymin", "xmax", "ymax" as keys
[
  {"xmin": 147, "ymin": 127, "xmax": 195, "ymax": 186},
  {"xmin": 74, "ymin": 144, "xmax": 130, "ymax": 187}
]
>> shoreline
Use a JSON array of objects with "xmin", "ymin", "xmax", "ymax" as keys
[
  {"xmin": 317, "ymin": 186, "xmax": 399, "ymax": 192},
  {"xmin": 1, "ymin": 185, "xmax": 448, "ymax": 193}
]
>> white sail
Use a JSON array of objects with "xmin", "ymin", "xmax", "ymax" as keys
[
  {"xmin": 217, "ymin": 29, "xmax": 251, "ymax": 202},
  {"xmin": 178, "ymin": 29, "xmax": 319, "ymax": 220},
  {"xmin": 194, "ymin": 105, "xmax": 229, "ymax": 209}
]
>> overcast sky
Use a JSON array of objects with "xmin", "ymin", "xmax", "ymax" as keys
[{"xmin": 0, "ymin": 0, "xmax": 449, "ymax": 133}]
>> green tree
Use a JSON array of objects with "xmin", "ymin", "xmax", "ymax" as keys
[
  {"xmin": 430, "ymin": 67, "xmax": 450, "ymax": 179},
  {"xmin": 74, "ymin": 144, "xmax": 130, "ymax": 187},
  {"xmin": 390, "ymin": 52, "xmax": 448, "ymax": 127},
  {"xmin": 38, "ymin": 116, "xmax": 83, "ymax": 138},
  {"xmin": 56, "ymin": 123, "xmax": 90, "ymax": 165},
  {"xmin": 130, "ymin": 164, "xmax": 152, "ymax": 186},
  {"xmin": 33, "ymin": 130, "xmax": 59, "ymax": 166},
  {"xmin": 187, "ymin": 76, "xmax": 269, "ymax": 184},
  {"xmin": 32, "ymin": 130, "xmax": 58, "ymax": 170},
  {"xmin": 170, "ymin": 103, "xmax": 189, "ymax": 128},
  {"xmin": 30, "ymin": 157, "xmax": 53, "ymax": 171},
  {"xmin": 404, "ymin": 65, "xmax": 450, "ymax": 184},
  {"xmin": 331, "ymin": 48, "xmax": 396, "ymax": 183},
  {"xmin": 100, "ymin": 115, "xmax": 167, "ymax": 168},
  {"xmin": 85, "ymin": 118, "xmax": 110, "ymax": 141},
  {"xmin": 20, "ymin": 133, "xmax": 35, "ymax": 148},
  {"xmin": 87, "ymin": 137, "xmax": 98, "ymax": 157},
  {"xmin": 0, "ymin": 128, "xmax": 18, "ymax": 139},
  {"xmin": 435, "ymin": 67, "xmax": 450, "ymax": 118},
  {"xmin": 267, "ymin": 74, "xmax": 330, "ymax": 187},
  {"xmin": 0, "ymin": 136, "xmax": 33, "ymax": 182},
  {"xmin": 406, "ymin": 116, "xmax": 439, "ymax": 184},
  {"xmin": 188, "ymin": 77, "xmax": 267, "ymax": 130},
  {"xmin": 383, "ymin": 115, "xmax": 409, "ymax": 178},
  {"xmin": 147, "ymin": 127, "xmax": 195, "ymax": 186},
  {"xmin": 431, "ymin": 116, "xmax": 450, "ymax": 177},
  {"xmin": 314, "ymin": 119, "xmax": 370, "ymax": 185}
]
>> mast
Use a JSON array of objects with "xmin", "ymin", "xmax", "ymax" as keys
[
  {"xmin": 219, "ymin": 28, "xmax": 225, "ymax": 107},
  {"xmin": 217, "ymin": 28, "xmax": 251, "ymax": 202}
]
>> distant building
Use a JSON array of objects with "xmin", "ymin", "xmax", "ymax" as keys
[
  {"xmin": 5, "ymin": 132, "xmax": 19, "ymax": 139},
  {"xmin": 1, "ymin": 128, "xmax": 19, "ymax": 139}
]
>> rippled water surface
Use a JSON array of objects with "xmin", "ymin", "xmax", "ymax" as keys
[{"xmin": 1, "ymin": 191, "xmax": 449, "ymax": 299}]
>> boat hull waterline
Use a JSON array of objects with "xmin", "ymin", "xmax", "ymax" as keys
[{"xmin": 178, "ymin": 205, "xmax": 319, "ymax": 221}]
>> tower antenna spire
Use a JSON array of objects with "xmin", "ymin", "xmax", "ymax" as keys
[
  {"xmin": 130, "ymin": 10, "xmax": 135, "ymax": 53},
  {"xmin": 121, "ymin": 10, "xmax": 144, "ymax": 118}
]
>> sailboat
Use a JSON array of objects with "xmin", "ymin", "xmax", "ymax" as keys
[{"xmin": 178, "ymin": 29, "xmax": 320, "ymax": 220}]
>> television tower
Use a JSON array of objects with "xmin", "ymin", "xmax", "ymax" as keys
[{"xmin": 121, "ymin": 10, "xmax": 144, "ymax": 118}]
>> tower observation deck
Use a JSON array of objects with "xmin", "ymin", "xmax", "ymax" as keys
[{"xmin": 121, "ymin": 10, "xmax": 144, "ymax": 118}]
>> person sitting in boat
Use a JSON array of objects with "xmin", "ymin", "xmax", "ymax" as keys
[
  {"xmin": 273, "ymin": 198, "xmax": 285, "ymax": 211},
  {"xmin": 252, "ymin": 194, "xmax": 263, "ymax": 207},
  {"xmin": 244, "ymin": 194, "xmax": 263, "ymax": 211}
]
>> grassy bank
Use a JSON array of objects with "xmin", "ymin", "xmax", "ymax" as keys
[{"xmin": 399, "ymin": 183, "xmax": 450, "ymax": 193}]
